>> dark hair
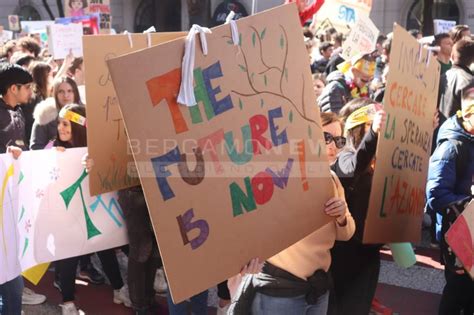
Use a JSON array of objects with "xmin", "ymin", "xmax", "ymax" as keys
[
  {"xmin": 68, "ymin": 57, "xmax": 83, "ymax": 75},
  {"xmin": 55, "ymin": 103, "xmax": 87, "ymax": 148},
  {"xmin": 17, "ymin": 37, "xmax": 41, "ymax": 58},
  {"xmin": 432, "ymin": 33, "xmax": 451, "ymax": 47},
  {"xmin": 450, "ymin": 25, "xmax": 470, "ymax": 44},
  {"xmin": 0, "ymin": 63, "xmax": 33, "ymax": 95},
  {"xmin": 53, "ymin": 76, "xmax": 82, "ymax": 110},
  {"xmin": 331, "ymin": 32, "xmax": 344, "ymax": 46},
  {"xmin": 30, "ymin": 62, "xmax": 52, "ymax": 100},
  {"xmin": 312, "ymin": 72, "xmax": 326, "ymax": 84},
  {"xmin": 452, "ymin": 38, "xmax": 474, "ymax": 66},
  {"xmin": 319, "ymin": 41, "xmax": 334, "ymax": 54},
  {"xmin": 408, "ymin": 29, "xmax": 421, "ymax": 38},
  {"xmin": 382, "ymin": 37, "xmax": 392, "ymax": 56},
  {"xmin": 339, "ymin": 98, "xmax": 377, "ymax": 150},
  {"xmin": 12, "ymin": 53, "xmax": 35, "ymax": 68},
  {"xmin": 69, "ymin": 0, "xmax": 87, "ymax": 9},
  {"xmin": 376, "ymin": 34, "xmax": 387, "ymax": 45},
  {"xmin": 462, "ymin": 82, "xmax": 474, "ymax": 100}
]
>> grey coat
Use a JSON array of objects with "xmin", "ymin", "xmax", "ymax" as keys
[
  {"xmin": 30, "ymin": 97, "xmax": 58, "ymax": 150},
  {"xmin": 317, "ymin": 71, "xmax": 350, "ymax": 114}
]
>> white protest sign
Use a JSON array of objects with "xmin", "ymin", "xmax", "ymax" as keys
[
  {"xmin": 21, "ymin": 21, "xmax": 54, "ymax": 34},
  {"xmin": 0, "ymin": 147, "xmax": 128, "ymax": 284},
  {"xmin": 342, "ymin": 14, "xmax": 379, "ymax": 60},
  {"xmin": 433, "ymin": 19, "xmax": 456, "ymax": 35},
  {"xmin": 47, "ymin": 23, "xmax": 83, "ymax": 59},
  {"xmin": 0, "ymin": 30, "xmax": 14, "ymax": 44}
]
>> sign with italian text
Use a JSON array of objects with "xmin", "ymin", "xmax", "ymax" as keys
[
  {"xmin": 314, "ymin": 0, "xmax": 372, "ymax": 34},
  {"xmin": 83, "ymin": 32, "xmax": 186, "ymax": 196},
  {"xmin": 342, "ymin": 14, "xmax": 379, "ymax": 61},
  {"xmin": 363, "ymin": 24, "xmax": 440, "ymax": 244},
  {"xmin": 107, "ymin": 3, "xmax": 334, "ymax": 303}
]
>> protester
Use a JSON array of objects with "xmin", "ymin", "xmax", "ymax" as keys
[
  {"xmin": 439, "ymin": 38, "xmax": 474, "ymax": 122},
  {"xmin": 449, "ymin": 25, "xmax": 471, "ymax": 44},
  {"xmin": 0, "ymin": 40, "xmax": 18, "ymax": 63},
  {"xmin": 16, "ymin": 36, "xmax": 41, "ymax": 59},
  {"xmin": 321, "ymin": 112, "xmax": 346, "ymax": 164},
  {"xmin": 312, "ymin": 42, "xmax": 334, "ymax": 74},
  {"xmin": 312, "ymin": 73, "xmax": 326, "ymax": 100},
  {"xmin": 30, "ymin": 76, "xmax": 82, "ymax": 149},
  {"xmin": 426, "ymin": 84, "xmax": 474, "ymax": 315},
  {"xmin": 318, "ymin": 54, "xmax": 376, "ymax": 113},
  {"xmin": 328, "ymin": 98, "xmax": 386, "ymax": 315},
  {"xmin": 53, "ymin": 104, "xmax": 130, "ymax": 315}
]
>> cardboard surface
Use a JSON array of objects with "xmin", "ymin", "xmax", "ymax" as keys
[
  {"xmin": 314, "ymin": 0, "xmax": 372, "ymax": 34},
  {"xmin": 107, "ymin": 3, "xmax": 334, "ymax": 303},
  {"xmin": 446, "ymin": 201, "xmax": 474, "ymax": 279},
  {"xmin": 363, "ymin": 24, "xmax": 440, "ymax": 244},
  {"xmin": 47, "ymin": 23, "xmax": 84, "ymax": 59},
  {"xmin": 342, "ymin": 13, "xmax": 379, "ymax": 61},
  {"xmin": 83, "ymin": 32, "xmax": 186, "ymax": 196},
  {"xmin": 0, "ymin": 148, "xmax": 128, "ymax": 285}
]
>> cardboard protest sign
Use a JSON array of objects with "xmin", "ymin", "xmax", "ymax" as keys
[
  {"xmin": 107, "ymin": 3, "xmax": 334, "ymax": 302},
  {"xmin": 0, "ymin": 148, "xmax": 128, "ymax": 285},
  {"xmin": 47, "ymin": 23, "xmax": 83, "ymax": 59},
  {"xmin": 83, "ymin": 32, "xmax": 186, "ymax": 196},
  {"xmin": 433, "ymin": 19, "xmax": 456, "ymax": 35},
  {"xmin": 363, "ymin": 24, "xmax": 440, "ymax": 244},
  {"xmin": 314, "ymin": 0, "xmax": 372, "ymax": 34},
  {"xmin": 342, "ymin": 14, "xmax": 379, "ymax": 61},
  {"xmin": 446, "ymin": 201, "xmax": 474, "ymax": 279}
]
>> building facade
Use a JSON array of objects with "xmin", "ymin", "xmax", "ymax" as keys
[{"xmin": 1, "ymin": 0, "xmax": 473, "ymax": 36}]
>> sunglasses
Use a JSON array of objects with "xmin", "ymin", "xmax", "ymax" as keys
[{"xmin": 323, "ymin": 132, "xmax": 346, "ymax": 149}]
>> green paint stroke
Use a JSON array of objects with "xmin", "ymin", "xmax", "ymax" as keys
[
  {"xmin": 239, "ymin": 98, "xmax": 243, "ymax": 110},
  {"xmin": 308, "ymin": 126, "xmax": 312, "ymax": 139},
  {"xmin": 260, "ymin": 28, "xmax": 266, "ymax": 40},
  {"xmin": 18, "ymin": 206, "xmax": 25, "ymax": 222},
  {"xmin": 289, "ymin": 110, "xmax": 293, "ymax": 123},
  {"xmin": 22, "ymin": 238, "xmax": 29, "ymax": 258},
  {"xmin": 61, "ymin": 170, "xmax": 101, "ymax": 239},
  {"xmin": 252, "ymin": 32, "xmax": 256, "ymax": 47},
  {"xmin": 18, "ymin": 171, "xmax": 24, "ymax": 185}
]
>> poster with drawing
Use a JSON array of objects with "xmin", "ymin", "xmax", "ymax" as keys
[
  {"xmin": 314, "ymin": 0, "xmax": 372, "ymax": 34},
  {"xmin": 64, "ymin": 0, "xmax": 112, "ymax": 32},
  {"xmin": 108, "ymin": 3, "xmax": 334, "ymax": 303},
  {"xmin": 83, "ymin": 32, "xmax": 186, "ymax": 196},
  {"xmin": 363, "ymin": 24, "xmax": 440, "ymax": 243},
  {"xmin": 0, "ymin": 148, "xmax": 128, "ymax": 284}
]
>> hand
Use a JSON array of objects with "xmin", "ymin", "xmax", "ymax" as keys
[
  {"xmin": 7, "ymin": 146, "xmax": 22, "ymax": 160},
  {"xmin": 55, "ymin": 146, "xmax": 66, "ymax": 152},
  {"xmin": 433, "ymin": 111, "xmax": 440, "ymax": 129},
  {"xmin": 324, "ymin": 197, "xmax": 347, "ymax": 224},
  {"xmin": 81, "ymin": 153, "xmax": 94, "ymax": 173},
  {"xmin": 227, "ymin": 258, "xmax": 263, "ymax": 299},
  {"xmin": 371, "ymin": 109, "xmax": 386, "ymax": 134},
  {"xmin": 64, "ymin": 49, "xmax": 74, "ymax": 66}
]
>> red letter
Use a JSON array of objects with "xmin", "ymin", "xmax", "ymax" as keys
[
  {"xmin": 198, "ymin": 129, "xmax": 225, "ymax": 174},
  {"xmin": 251, "ymin": 171, "xmax": 274, "ymax": 205},
  {"xmin": 249, "ymin": 114, "xmax": 272, "ymax": 155}
]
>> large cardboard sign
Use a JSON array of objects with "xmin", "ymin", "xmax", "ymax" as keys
[
  {"xmin": 47, "ymin": 23, "xmax": 84, "ymax": 59},
  {"xmin": 363, "ymin": 24, "xmax": 440, "ymax": 244},
  {"xmin": 107, "ymin": 4, "xmax": 334, "ymax": 303},
  {"xmin": 342, "ymin": 14, "xmax": 379, "ymax": 61},
  {"xmin": 83, "ymin": 32, "xmax": 186, "ymax": 196},
  {"xmin": 314, "ymin": 0, "xmax": 372, "ymax": 34},
  {"xmin": 0, "ymin": 148, "xmax": 128, "ymax": 285},
  {"xmin": 446, "ymin": 201, "xmax": 474, "ymax": 279}
]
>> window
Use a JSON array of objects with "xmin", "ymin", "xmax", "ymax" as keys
[
  {"xmin": 17, "ymin": 5, "xmax": 41, "ymax": 21},
  {"xmin": 406, "ymin": 0, "xmax": 460, "ymax": 30}
]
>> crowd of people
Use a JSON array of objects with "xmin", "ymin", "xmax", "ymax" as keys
[{"xmin": 0, "ymin": 1, "xmax": 473, "ymax": 315}]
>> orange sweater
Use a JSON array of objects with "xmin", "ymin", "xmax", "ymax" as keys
[{"xmin": 268, "ymin": 172, "xmax": 355, "ymax": 280}]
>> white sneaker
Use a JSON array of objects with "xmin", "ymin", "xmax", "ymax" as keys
[
  {"xmin": 113, "ymin": 285, "xmax": 132, "ymax": 308},
  {"xmin": 22, "ymin": 287, "xmax": 46, "ymax": 305},
  {"xmin": 154, "ymin": 268, "xmax": 168, "ymax": 293},
  {"xmin": 60, "ymin": 302, "xmax": 79, "ymax": 315}
]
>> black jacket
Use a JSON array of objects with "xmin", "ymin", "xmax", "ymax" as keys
[
  {"xmin": 317, "ymin": 71, "xmax": 350, "ymax": 114},
  {"xmin": 0, "ymin": 98, "xmax": 27, "ymax": 153},
  {"xmin": 439, "ymin": 64, "xmax": 473, "ymax": 121}
]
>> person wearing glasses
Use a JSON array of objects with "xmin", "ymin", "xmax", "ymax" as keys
[
  {"xmin": 328, "ymin": 98, "xmax": 386, "ymax": 315},
  {"xmin": 228, "ymin": 114, "xmax": 355, "ymax": 315}
]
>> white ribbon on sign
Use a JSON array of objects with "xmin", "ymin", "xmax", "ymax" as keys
[
  {"xmin": 123, "ymin": 31, "xmax": 133, "ymax": 48},
  {"xmin": 177, "ymin": 24, "xmax": 212, "ymax": 107},
  {"xmin": 225, "ymin": 11, "xmax": 239, "ymax": 46},
  {"xmin": 143, "ymin": 26, "xmax": 156, "ymax": 48}
]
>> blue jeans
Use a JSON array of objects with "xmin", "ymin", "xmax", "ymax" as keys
[
  {"xmin": 251, "ymin": 291, "xmax": 329, "ymax": 315},
  {"xmin": 166, "ymin": 290, "xmax": 208, "ymax": 315},
  {"xmin": 0, "ymin": 276, "xmax": 24, "ymax": 315}
]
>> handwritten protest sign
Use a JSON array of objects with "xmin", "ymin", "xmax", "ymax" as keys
[
  {"xmin": 83, "ymin": 32, "xmax": 186, "ymax": 196},
  {"xmin": 107, "ymin": 4, "xmax": 334, "ymax": 302},
  {"xmin": 342, "ymin": 14, "xmax": 379, "ymax": 61},
  {"xmin": 0, "ymin": 148, "xmax": 128, "ymax": 285},
  {"xmin": 433, "ymin": 19, "xmax": 456, "ymax": 35},
  {"xmin": 47, "ymin": 23, "xmax": 83, "ymax": 59},
  {"xmin": 315, "ymin": 0, "xmax": 372, "ymax": 34},
  {"xmin": 446, "ymin": 201, "xmax": 474, "ymax": 279},
  {"xmin": 363, "ymin": 24, "xmax": 440, "ymax": 244}
]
